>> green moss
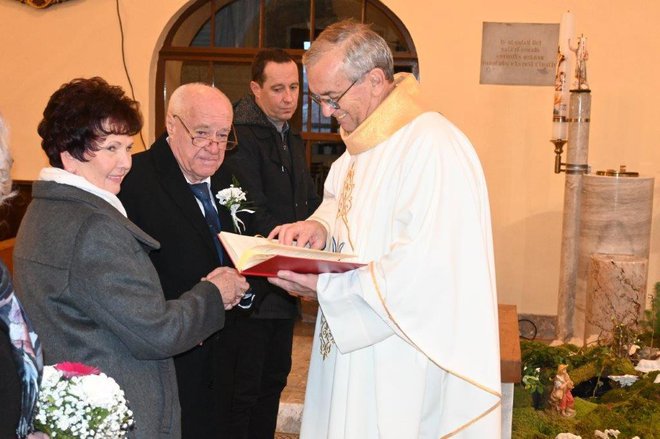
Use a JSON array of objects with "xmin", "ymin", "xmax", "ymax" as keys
[
  {"xmin": 607, "ymin": 356, "xmax": 639, "ymax": 375},
  {"xmin": 599, "ymin": 387, "xmax": 630, "ymax": 403},
  {"xmin": 574, "ymin": 395, "xmax": 660, "ymax": 438},
  {"xmin": 569, "ymin": 363, "xmax": 599, "ymax": 385},
  {"xmin": 513, "ymin": 384, "xmax": 534, "ymax": 408},
  {"xmin": 512, "ymin": 406, "xmax": 575, "ymax": 439},
  {"xmin": 515, "ymin": 341, "xmax": 660, "ymax": 438},
  {"xmin": 513, "ymin": 391, "xmax": 659, "ymax": 438},
  {"xmin": 573, "ymin": 397, "xmax": 598, "ymax": 416},
  {"xmin": 636, "ymin": 373, "xmax": 660, "ymax": 403},
  {"xmin": 521, "ymin": 341, "xmax": 577, "ymax": 369}
]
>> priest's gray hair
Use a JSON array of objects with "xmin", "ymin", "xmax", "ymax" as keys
[
  {"xmin": 0, "ymin": 114, "xmax": 15, "ymax": 204},
  {"xmin": 303, "ymin": 20, "xmax": 394, "ymax": 83}
]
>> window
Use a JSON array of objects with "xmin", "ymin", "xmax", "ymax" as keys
[{"xmin": 157, "ymin": 0, "xmax": 418, "ymax": 194}]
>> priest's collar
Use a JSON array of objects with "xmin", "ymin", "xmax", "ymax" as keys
[{"xmin": 340, "ymin": 72, "xmax": 431, "ymax": 155}]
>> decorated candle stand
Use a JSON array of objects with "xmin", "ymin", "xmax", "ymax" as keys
[
  {"xmin": 510, "ymin": 13, "xmax": 659, "ymax": 438},
  {"xmin": 550, "ymin": 12, "xmax": 655, "ymax": 347}
]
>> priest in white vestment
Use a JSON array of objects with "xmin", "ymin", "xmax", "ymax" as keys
[{"xmin": 269, "ymin": 20, "xmax": 502, "ymax": 438}]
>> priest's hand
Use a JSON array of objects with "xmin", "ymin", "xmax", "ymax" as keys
[
  {"xmin": 268, "ymin": 270, "xmax": 318, "ymax": 301},
  {"xmin": 268, "ymin": 220, "xmax": 327, "ymax": 249}
]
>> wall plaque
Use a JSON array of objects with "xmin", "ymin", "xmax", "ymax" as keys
[{"xmin": 480, "ymin": 22, "xmax": 559, "ymax": 86}]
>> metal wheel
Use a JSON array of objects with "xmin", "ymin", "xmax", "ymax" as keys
[{"xmin": 518, "ymin": 318, "xmax": 537, "ymax": 340}]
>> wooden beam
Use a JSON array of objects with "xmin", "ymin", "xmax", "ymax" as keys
[{"xmin": 499, "ymin": 304, "xmax": 522, "ymax": 383}]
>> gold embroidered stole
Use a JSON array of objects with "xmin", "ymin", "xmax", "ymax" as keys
[
  {"xmin": 319, "ymin": 73, "xmax": 429, "ymax": 359},
  {"xmin": 340, "ymin": 72, "xmax": 431, "ymax": 154},
  {"xmin": 319, "ymin": 158, "xmax": 356, "ymax": 359}
]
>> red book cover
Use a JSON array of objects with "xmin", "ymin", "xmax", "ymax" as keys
[{"xmin": 240, "ymin": 255, "xmax": 366, "ymax": 277}]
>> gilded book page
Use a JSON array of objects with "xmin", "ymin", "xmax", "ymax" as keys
[{"xmin": 218, "ymin": 232, "xmax": 359, "ymax": 272}]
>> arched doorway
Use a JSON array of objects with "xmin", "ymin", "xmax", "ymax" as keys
[{"xmin": 156, "ymin": 0, "xmax": 418, "ymax": 192}]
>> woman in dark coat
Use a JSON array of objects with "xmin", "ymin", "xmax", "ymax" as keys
[{"xmin": 13, "ymin": 78, "xmax": 248, "ymax": 439}]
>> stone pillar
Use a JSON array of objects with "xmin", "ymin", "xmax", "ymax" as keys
[
  {"xmin": 556, "ymin": 91, "xmax": 591, "ymax": 342},
  {"xmin": 584, "ymin": 253, "xmax": 648, "ymax": 345},
  {"xmin": 574, "ymin": 175, "xmax": 654, "ymax": 343}
]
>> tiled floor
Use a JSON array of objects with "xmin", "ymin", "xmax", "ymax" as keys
[
  {"xmin": 275, "ymin": 319, "xmax": 315, "ymax": 437},
  {"xmin": 281, "ymin": 320, "xmax": 314, "ymax": 404}
]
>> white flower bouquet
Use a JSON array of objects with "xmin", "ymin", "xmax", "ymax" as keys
[
  {"xmin": 216, "ymin": 177, "xmax": 254, "ymax": 234},
  {"xmin": 35, "ymin": 362, "xmax": 134, "ymax": 438}
]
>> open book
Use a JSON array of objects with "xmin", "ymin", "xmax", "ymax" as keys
[{"xmin": 218, "ymin": 231, "xmax": 365, "ymax": 277}]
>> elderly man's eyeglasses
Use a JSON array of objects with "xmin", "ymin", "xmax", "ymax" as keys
[
  {"xmin": 309, "ymin": 76, "xmax": 361, "ymax": 111},
  {"xmin": 173, "ymin": 115, "xmax": 238, "ymax": 150}
]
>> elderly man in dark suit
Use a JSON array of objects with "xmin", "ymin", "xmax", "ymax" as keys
[{"xmin": 119, "ymin": 83, "xmax": 251, "ymax": 438}]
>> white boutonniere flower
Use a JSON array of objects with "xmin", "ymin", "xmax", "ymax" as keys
[{"xmin": 216, "ymin": 176, "xmax": 255, "ymax": 234}]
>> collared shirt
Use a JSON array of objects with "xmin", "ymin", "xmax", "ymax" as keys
[
  {"xmin": 185, "ymin": 175, "xmax": 216, "ymax": 216},
  {"xmin": 267, "ymin": 119, "xmax": 293, "ymax": 171},
  {"xmin": 166, "ymin": 136, "xmax": 217, "ymax": 216}
]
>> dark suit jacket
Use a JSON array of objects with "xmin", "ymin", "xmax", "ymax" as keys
[
  {"xmin": 224, "ymin": 96, "xmax": 321, "ymax": 319},
  {"xmin": 118, "ymin": 134, "xmax": 244, "ymax": 438},
  {"xmin": 119, "ymin": 134, "xmax": 237, "ymax": 300}
]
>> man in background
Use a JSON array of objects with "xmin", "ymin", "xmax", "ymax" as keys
[
  {"xmin": 221, "ymin": 48, "xmax": 321, "ymax": 438},
  {"xmin": 119, "ymin": 83, "xmax": 249, "ymax": 438},
  {"xmin": 268, "ymin": 21, "xmax": 502, "ymax": 438}
]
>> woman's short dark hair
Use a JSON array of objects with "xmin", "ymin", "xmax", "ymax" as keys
[{"xmin": 38, "ymin": 77, "xmax": 142, "ymax": 168}]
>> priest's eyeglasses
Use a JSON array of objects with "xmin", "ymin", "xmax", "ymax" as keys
[
  {"xmin": 173, "ymin": 114, "xmax": 238, "ymax": 150},
  {"xmin": 309, "ymin": 76, "xmax": 361, "ymax": 110}
]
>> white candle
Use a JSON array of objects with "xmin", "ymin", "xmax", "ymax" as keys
[
  {"xmin": 559, "ymin": 11, "xmax": 575, "ymax": 56},
  {"xmin": 552, "ymin": 10, "xmax": 576, "ymax": 139},
  {"xmin": 552, "ymin": 121, "xmax": 567, "ymax": 141}
]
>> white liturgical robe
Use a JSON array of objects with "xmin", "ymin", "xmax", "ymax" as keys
[{"xmin": 300, "ymin": 74, "xmax": 501, "ymax": 438}]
